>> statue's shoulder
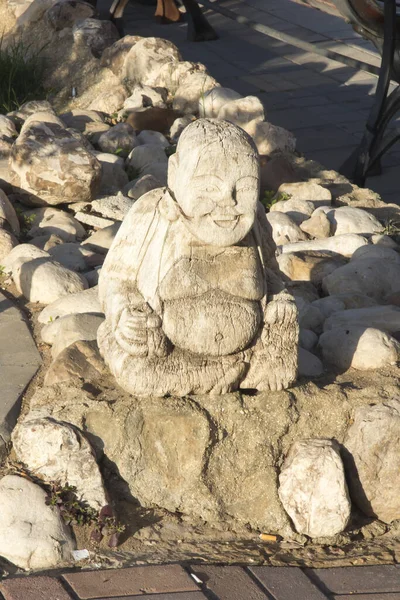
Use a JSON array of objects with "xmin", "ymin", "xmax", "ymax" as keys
[{"xmin": 127, "ymin": 187, "xmax": 166, "ymax": 218}]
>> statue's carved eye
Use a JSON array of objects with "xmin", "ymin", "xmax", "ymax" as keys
[{"xmin": 205, "ymin": 185, "xmax": 219, "ymax": 194}]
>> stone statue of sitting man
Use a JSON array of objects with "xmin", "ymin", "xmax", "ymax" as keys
[{"xmin": 97, "ymin": 119, "xmax": 299, "ymax": 396}]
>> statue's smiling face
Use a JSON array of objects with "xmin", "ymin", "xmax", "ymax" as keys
[{"xmin": 170, "ymin": 142, "xmax": 259, "ymax": 247}]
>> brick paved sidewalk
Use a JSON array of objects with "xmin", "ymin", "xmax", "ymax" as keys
[
  {"xmin": 1, "ymin": 564, "xmax": 400, "ymax": 599},
  {"xmin": 101, "ymin": 0, "xmax": 400, "ymax": 204}
]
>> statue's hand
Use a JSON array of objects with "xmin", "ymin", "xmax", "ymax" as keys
[
  {"xmin": 264, "ymin": 292, "xmax": 298, "ymax": 326},
  {"xmin": 115, "ymin": 304, "xmax": 169, "ymax": 357}
]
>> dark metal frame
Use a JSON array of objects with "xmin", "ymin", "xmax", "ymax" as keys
[{"xmin": 333, "ymin": 0, "xmax": 400, "ymax": 185}]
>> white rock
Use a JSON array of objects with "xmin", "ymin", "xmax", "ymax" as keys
[
  {"xmin": 124, "ymin": 84, "xmax": 167, "ymax": 110},
  {"xmin": 300, "ymin": 212, "xmax": 332, "ymax": 239},
  {"xmin": 12, "ymin": 418, "xmax": 107, "ymax": 510},
  {"xmin": 244, "ymin": 120, "xmax": 296, "ymax": 156},
  {"xmin": 270, "ymin": 198, "xmax": 315, "ymax": 225},
  {"xmin": 266, "ymin": 212, "xmax": 307, "ymax": 245},
  {"xmin": 295, "ymin": 297, "xmax": 325, "ymax": 332},
  {"xmin": 137, "ymin": 130, "xmax": 169, "ymax": 148},
  {"xmin": 173, "ymin": 72, "xmax": 219, "ymax": 114},
  {"xmin": 350, "ymin": 245, "xmax": 400, "ymax": 263},
  {"xmin": 60, "ymin": 109, "xmax": 105, "ymax": 133},
  {"xmin": 277, "ymin": 252, "xmax": 345, "ymax": 284},
  {"xmin": 85, "ymin": 267, "xmax": 101, "ymax": 287},
  {"xmin": 100, "ymin": 34, "xmax": 142, "ymax": 76},
  {"xmin": 124, "ymin": 174, "xmax": 161, "ymax": 200},
  {"xmin": 169, "ymin": 115, "xmax": 196, "ymax": 142},
  {"xmin": 141, "ymin": 162, "xmax": 168, "ymax": 185},
  {"xmin": 311, "ymin": 296, "xmax": 346, "ymax": 319},
  {"xmin": 322, "ymin": 258, "xmax": 400, "ymax": 302},
  {"xmin": 2, "ymin": 243, "xmax": 47, "ymax": 275},
  {"xmin": 124, "ymin": 37, "xmax": 182, "ymax": 87},
  {"xmin": 13, "ymin": 100, "xmax": 54, "ymax": 122},
  {"xmin": 75, "ymin": 212, "xmax": 116, "ymax": 229},
  {"xmin": 0, "ymin": 475, "xmax": 75, "ymax": 570},
  {"xmin": 10, "ymin": 117, "xmax": 102, "ymax": 206},
  {"xmin": 94, "ymin": 151, "xmax": 124, "ymax": 168},
  {"xmin": 21, "ymin": 111, "xmax": 64, "ymax": 133},
  {"xmin": 331, "ymin": 293, "xmax": 378, "ymax": 310},
  {"xmin": 199, "ymin": 86, "xmax": 242, "ymax": 118},
  {"xmin": 45, "ymin": 0, "xmax": 96, "ymax": 30},
  {"xmin": 0, "ymin": 189, "xmax": 20, "ymax": 236},
  {"xmin": 27, "ymin": 207, "xmax": 86, "ymax": 242},
  {"xmin": 81, "ymin": 222, "xmax": 120, "ymax": 253},
  {"xmin": 298, "ymin": 347, "xmax": 323, "ymax": 377},
  {"xmin": 91, "ymin": 194, "xmax": 134, "ymax": 220},
  {"xmin": 371, "ymin": 234, "xmax": 399, "ymax": 248},
  {"xmin": 279, "ymin": 234, "xmax": 368, "ymax": 257},
  {"xmin": 38, "ymin": 286, "xmax": 101, "ymax": 323},
  {"xmin": 48, "ymin": 243, "xmax": 96, "ymax": 272},
  {"xmin": 279, "ymin": 439, "xmax": 350, "ymax": 538},
  {"xmin": 98, "ymin": 122, "xmax": 138, "ymax": 158},
  {"xmin": 218, "ymin": 96, "xmax": 264, "ymax": 129},
  {"xmin": 319, "ymin": 326, "xmax": 400, "ymax": 370},
  {"xmin": 0, "ymin": 135, "xmax": 13, "ymax": 157},
  {"xmin": 313, "ymin": 206, "xmax": 332, "ymax": 216},
  {"xmin": 13, "ymin": 254, "xmax": 88, "ymax": 304},
  {"xmin": 299, "ymin": 328, "xmax": 318, "ymax": 351},
  {"xmin": 324, "ymin": 305, "xmax": 400, "ymax": 334},
  {"xmin": 0, "ymin": 229, "xmax": 18, "ymax": 261},
  {"xmin": 344, "ymin": 399, "xmax": 400, "ymax": 522},
  {"xmin": 278, "ymin": 182, "xmax": 332, "ymax": 208},
  {"xmin": 0, "ymin": 115, "xmax": 17, "ymax": 138},
  {"xmin": 154, "ymin": 60, "xmax": 206, "ymax": 95},
  {"xmin": 41, "ymin": 312, "xmax": 104, "ymax": 357},
  {"xmin": 95, "ymin": 152, "xmax": 129, "ymax": 195},
  {"xmin": 126, "ymin": 144, "xmax": 168, "ymax": 174},
  {"xmin": 327, "ymin": 206, "xmax": 382, "ymax": 236},
  {"xmin": 88, "ymin": 85, "xmax": 128, "ymax": 114},
  {"xmin": 72, "ymin": 18, "xmax": 119, "ymax": 58}
]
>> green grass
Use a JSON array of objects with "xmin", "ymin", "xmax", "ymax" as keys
[{"xmin": 0, "ymin": 36, "xmax": 47, "ymax": 114}]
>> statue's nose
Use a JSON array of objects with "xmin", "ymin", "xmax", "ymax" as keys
[{"xmin": 217, "ymin": 193, "xmax": 236, "ymax": 208}]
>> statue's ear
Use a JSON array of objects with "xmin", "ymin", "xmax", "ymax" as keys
[{"xmin": 167, "ymin": 153, "xmax": 178, "ymax": 190}]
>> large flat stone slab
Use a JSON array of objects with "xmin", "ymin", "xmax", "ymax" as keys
[{"xmin": 0, "ymin": 292, "xmax": 41, "ymax": 458}]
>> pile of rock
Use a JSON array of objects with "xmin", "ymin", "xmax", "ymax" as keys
[{"xmin": 265, "ymin": 181, "xmax": 400, "ymax": 375}]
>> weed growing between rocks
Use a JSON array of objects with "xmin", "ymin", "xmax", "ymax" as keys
[
  {"xmin": 261, "ymin": 190, "xmax": 291, "ymax": 211},
  {"xmin": 0, "ymin": 37, "xmax": 47, "ymax": 113},
  {"xmin": 45, "ymin": 482, "xmax": 126, "ymax": 548}
]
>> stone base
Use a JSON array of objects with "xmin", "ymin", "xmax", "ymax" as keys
[{"xmin": 25, "ymin": 364, "xmax": 400, "ymax": 539}]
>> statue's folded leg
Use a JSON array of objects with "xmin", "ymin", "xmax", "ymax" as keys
[
  {"xmin": 98, "ymin": 321, "xmax": 247, "ymax": 396},
  {"xmin": 241, "ymin": 292, "xmax": 299, "ymax": 392}
]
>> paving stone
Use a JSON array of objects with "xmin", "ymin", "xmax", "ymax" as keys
[
  {"xmin": 305, "ymin": 566, "xmax": 400, "ymax": 594},
  {"xmin": 96, "ymin": 595, "xmax": 207, "ymax": 600},
  {"xmin": 335, "ymin": 595, "xmax": 400, "ymax": 600},
  {"xmin": 249, "ymin": 566, "xmax": 328, "ymax": 600},
  {"xmin": 190, "ymin": 566, "xmax": 269, "ymax": 600},
  {"xmin": 63, "ymin": 566, "xmax": 199, "ymax": 599},
  {"xmin": 0, "ymin": 576, "xmax": 72, "ymax": 600},
  {"xmin": 0, "ymin": 293, "xmax": 41, "ymax": 459}
]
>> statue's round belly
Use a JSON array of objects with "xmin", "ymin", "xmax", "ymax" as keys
[{"xmin": 162, "ymin": 291, "xmax": 262, "ymax": 356}]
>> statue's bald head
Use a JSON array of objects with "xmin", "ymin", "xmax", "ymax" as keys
[{"xmin": 167, "ymin": 118, "xmax": 260, "ymax": 247}]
